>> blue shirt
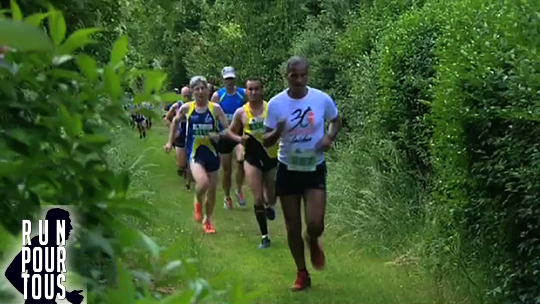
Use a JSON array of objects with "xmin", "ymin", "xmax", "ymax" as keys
[{"xmin": 217, "ymin": 87, "xmax": 245, "ymax": 130}]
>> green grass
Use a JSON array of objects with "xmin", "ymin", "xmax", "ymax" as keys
[{"xmin": 120, "ymin": 124, "xmax": 469, "ymax": 304}]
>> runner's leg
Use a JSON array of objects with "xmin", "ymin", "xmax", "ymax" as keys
[
  {"xmin": 280, "ymin": 195, "xmax": 307, "ymax": 270},
  {"xmin": 302, "ymin": 163, "xmax": 327, "ymax": 270},
  {"xmin": 276, "ymin": 162, "xmax": 311, "ymax": 291},
  {"xmin": 244, "ymin": 161, "xmax": 269, "ymax": 248},
  {"xmin": 190, "ymin": 161, "xmax": 208, "ymax": 223},
  {"xmin": 234, "ymin": 144, "xmax": 246, "ymax": 206},
  {"xmin": 141, "ymin": 119, "xmax": 147, "ymax": 138},
  {"xmin": 175, "ymin": 147, "xmax": 186, "ymax": 176},
  {"xmin": 303, "ymin": 189, "xmax": 326, "ymax": 270},
  {"xmin": 221, "ymin": 153, "xmax": 233, "ymax": 209},
  {"xmin": 204, "ymin": 170, "xmax": 219, "ymax": 224},
  {"xmin": 263, "ymin": 166, "xmax": 277, "ymax": 220}
]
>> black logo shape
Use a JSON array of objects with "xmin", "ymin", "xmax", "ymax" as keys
[{"xmin": 4, "ymin": 208, "xmax": 84, "ymax": 304}]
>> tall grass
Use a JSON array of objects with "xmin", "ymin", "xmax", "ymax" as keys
[
  {"xmin": 327, "ymin": 131, "xmax": 429, "ymax": 257},
  {"xmin": 327, "ymin": 131, "xmax": 488, "ymax": 304}
]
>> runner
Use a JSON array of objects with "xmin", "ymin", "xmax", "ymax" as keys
[
  {"xmin": 142, "ymin": 101, "xmax": 153, "ymax": 129},
  {"xmin": 225, "ymin": 77, "xmax": 278, "ymax": 249},
  {"xmin": 211, "ymin": 66, "xmax": 247, "ymax": 209},
  {"xmin": 164, "ymin": 76, "xmax": 229, "ymax": 234},
  {"xmin": 164, "ymin": 86, "xmax": 193, "ymax": 189},
  {"xmin": 262, "ymin": 56, "xmax": 340, "ymax": 291},
  {"xmin": 207, "ymin": 83, "xmax": 215, "ymax": 100},
  {"xmin": 134, "ymin": 111, "xmax": 147, "ymax": 139}
]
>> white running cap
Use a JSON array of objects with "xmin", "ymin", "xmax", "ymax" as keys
[{"xmin": 222, "ymin": 66, "xmax": 235, "ymax": 79}]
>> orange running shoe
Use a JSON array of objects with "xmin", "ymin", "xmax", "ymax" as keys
[
  {"xmin": 203, "ymin": 221, "xmax": 215, "ymax": 234},
  {"xmin": 306, "ymin": 235, "xmax": 325, "ymax": 270},
  {"xmin": 193, "ymin": 202, "xmax": 202, "ymax": 223},
  {"xmin": 291, "ymin": 270, "xmax": 311, "ymax": 291}
]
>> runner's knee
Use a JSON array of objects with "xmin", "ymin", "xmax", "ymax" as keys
[
  {"xmin": 253, "ymin": 191, "xmax": 265, "ymax": 206},
  {"xmin": 307, "ymin": 221, "xmax": 324, "ymax": 238}
]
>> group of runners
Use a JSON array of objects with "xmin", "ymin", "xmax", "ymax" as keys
[{"xmin": 162, "ymin": 56, "xmax": 341, "ymax": 291}]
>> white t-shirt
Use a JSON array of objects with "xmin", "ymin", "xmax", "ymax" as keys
[{"xmin": 264, "ymin": 87, "xmax": 338, "ymax": 172}]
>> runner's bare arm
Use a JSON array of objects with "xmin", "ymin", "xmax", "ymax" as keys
[
  {"xmin": 211, "ymin": 91, "xmax": 219, "ymax": 103},
  {"xmin": 225, "ymin": 108, "xmax": 244, "ymax": 143},
  {"xmin": 263, "ymin": 100, "xmax": 285, "ymax": 147},
  {"xmin": 328, "ymin": 114, "xmax": 341, "ymax": 141},
  {"xmin": 168, "ymin": 104, "xmax": 187, "ymax": 145},
  {"xmin": 213, "ymin": 103, "xmax": 229, "ymax": 129},
  {"xmin": 325, "ymin": 94, "xmax": 341, "ymax": 141},
  {"xmin": 262, "ymin": 122, "xmax": 285, "ymax": 147},
  {"xmin": 164, "ymin": 103, "xmax": 178, "ymax": 127}
]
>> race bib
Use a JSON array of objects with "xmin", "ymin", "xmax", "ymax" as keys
[{"xmin": 287, "ymin": 150, "xmax": 317, "ymax": 172}]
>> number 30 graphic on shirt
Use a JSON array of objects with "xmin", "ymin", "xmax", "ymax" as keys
[{"xmin": 288, "ymin": 107, "xmax": 312, "ymax": 132}]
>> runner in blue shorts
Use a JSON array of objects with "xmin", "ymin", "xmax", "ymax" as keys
[{"xmin": 165, "ymin": 76, "xmax": 229, "ymax": 234}]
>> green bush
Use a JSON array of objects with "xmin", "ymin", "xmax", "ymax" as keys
[
  {"xmin": 431, "ymin": 0, "xmax": 540, "ymax": 302},
  {"xmin": 377, "ymin": 1, "xmax": 445, "ymax": 177},
  {"xmin": 0, "ymin": 3, "xmax": 251, "ymax": 303}
]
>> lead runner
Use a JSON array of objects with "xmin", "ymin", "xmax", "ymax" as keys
[{"xmin": 262, "ymin": 56, "xmax": 340, "ymax": 291}]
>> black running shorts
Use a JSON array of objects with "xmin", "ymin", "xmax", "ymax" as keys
[
  {"xmin": 216, "ymin": 137, "xmax": 238, "ymax": 154},
  {"xmin": 173, "ymin": 134, "xmax": 186, "ymax": 148},
  {"xmin": 244, "ymin": 136, "xmax": 277, "ymax": 172},
  {"xmin": 275, "ymin": 161, "xmax": 327, "ymax": 196}
]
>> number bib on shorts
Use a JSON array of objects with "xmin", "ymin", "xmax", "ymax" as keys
[{"xmin": 287, "ymin": 149, "xmax": 317, "ymax": 172}]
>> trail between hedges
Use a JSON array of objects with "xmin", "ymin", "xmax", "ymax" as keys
[{"xmin": 123, "ymin": 123, "xmax": 455, "ymax": 304}]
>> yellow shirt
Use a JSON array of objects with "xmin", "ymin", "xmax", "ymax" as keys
[{"xmin": 243, "ymin": 101, "xmax": 278, "ymax": 159}]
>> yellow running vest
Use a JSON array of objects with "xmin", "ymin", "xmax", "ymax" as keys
[
  {"xmin": 243, "ymin": 101, "xmax": 278, "ymax": 158},
  {"xmin": 186, "ymin": 102, "xmax": 220, "ymax": 155}
]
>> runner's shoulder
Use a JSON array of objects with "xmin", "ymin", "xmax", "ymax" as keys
[
  {"xmin": 210, "ymin": 101, "xmax": 224, "ymax": 111},
  {"xmin": 308, "ymin": 87, "xmax": 332, "ymax": 100},
  {"xmin": 180, "ymin": 101, "xmax": 194, "ymax": 111},
  {"xmin": 234, "ymin": 106, "xmax": 245, "ymax": 117},
  {"xmin": 268, "ymin": 89, "xmax": 289, "ymax": 104}
]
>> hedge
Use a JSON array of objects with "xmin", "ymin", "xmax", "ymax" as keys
[{"xmin": 431, "ymin": 0, "xmax": 540, "ymax": 302}]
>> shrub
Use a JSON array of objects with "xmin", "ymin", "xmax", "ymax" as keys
[
  {"xmin": 377, "ymin": 1, "xmax": 446, "ymax": 177},
  {"xmin": 431, "ymin": 0, "xmax": 540, "ymax": 302}
]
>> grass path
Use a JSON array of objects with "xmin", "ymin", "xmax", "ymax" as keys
[{"xmin": 124, "ymin": 124, "xmax": 455, "ymax": 304}]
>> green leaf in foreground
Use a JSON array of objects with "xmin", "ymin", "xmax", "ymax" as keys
[
  {"xmin": 139, "ymin": 232, "xmax": 160, "ymax": 259},
  {"xmin": 104, "ymin": 65, "xmax": 121, "ymax": 100},
  {"xmin": 144, "ymin": 70, "xmax": 167, "ymax": 95},
  {"xmin": 10, "ymin": 0, "xmax": 22, "ymax": 21},
  {"xmin": 159, "ymin": 92, "xmax": 181, "ymax": 102},
  {"xmin": 76, "ymin": 54, "xmax": 98, "ymax": 82},
  {"xmin": 24, "ymin": 12, "xmax": 50, "ymax": 27},
  {"xmin": 56, "ymin": 28, "xmax": 101, "ymax": 55},
  {"xmin": 0, "ymin": 19, "xmax": 52, "ymax": 51},
  {"xmin": 110, "ymin": 35, "xmax": 128, "ymax": 68},
  {"xmin": 48, "ymin": 10, "xmax": 66, "ymax": 46}
]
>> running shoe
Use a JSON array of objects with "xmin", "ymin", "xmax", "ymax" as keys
[
  {"xmin": 224, "ymin": 197, "xmax": 233, "ymax": 209},
  {"xmin": 291, "ymin": 270, "xmax": 311, "ymax": 291},
  {"xmin": 306, "ymin": 235, "xmax": 325, "ymax": 270},
  {"xmin": 236, "ymin": 190, "xmax": 246, "ymax": 207},
  {"xmin": 259, "ymin": 235, "xmax": 270, "ymax": 249},
  {"xmin": 265, "ymin": 206, "xmax": 276, "ymax": 221},
  {"xmin": 204, "ymin": 221, "xmax": 215, "ymax": 234},
  {"xmin": 193, "ymin": 202, "xmax": 202, "ymax": 223}
]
